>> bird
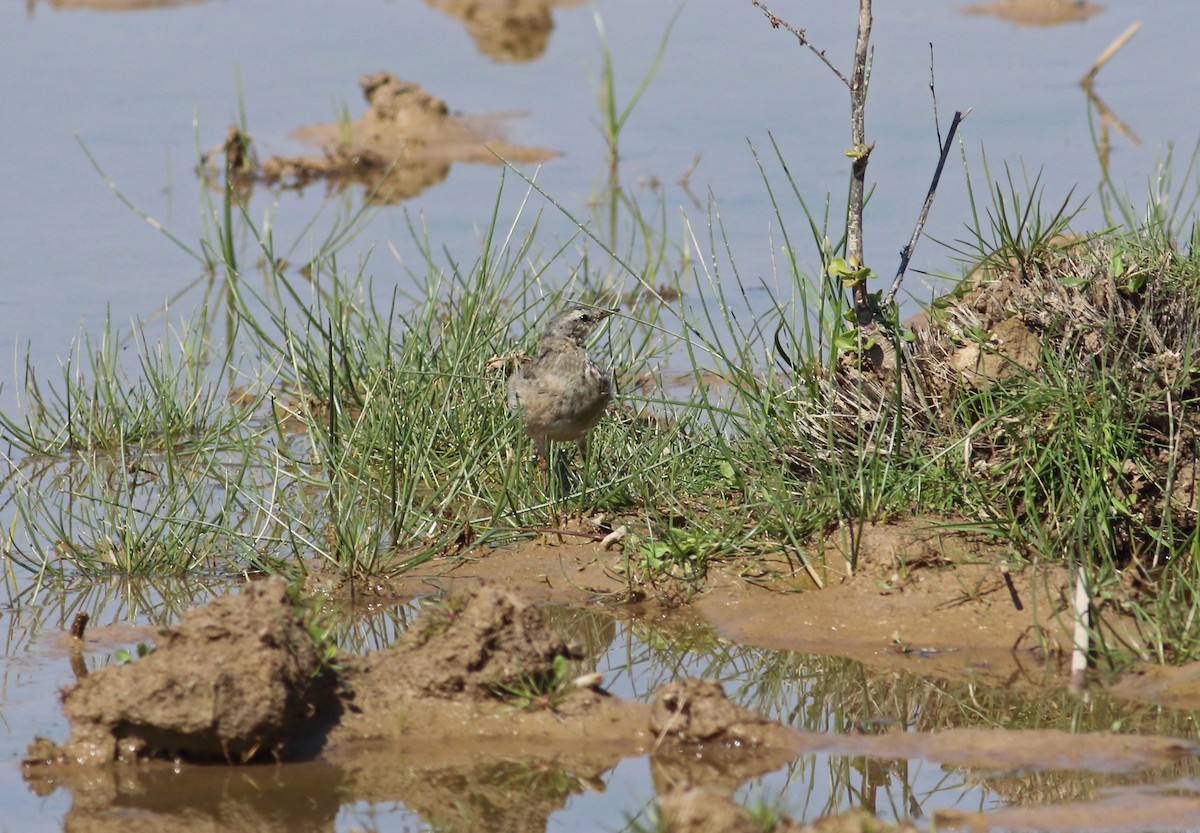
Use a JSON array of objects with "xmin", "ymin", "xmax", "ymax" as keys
[{"xmin": 508, "ymin": 305, "xmax": 615, "ymax": 472}]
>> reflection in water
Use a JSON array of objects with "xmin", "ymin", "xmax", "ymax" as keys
[
  {"xmin": 9, "ymin": 587, "xmax": 1200, "ymax": 831},
  {"xmin": 24, "ymin": 747, "xmax": 612, "ymax": 833},
  {"xmin": 25, "ymin": 761, "xmax": 347, "ymax": 833},
  {"xmin": 960, "ymin": 0, "xmax": 1104, "ymax": 27},
  {"xmin": 28, "ymin": 0, "xmax": 208, "ymax": 11},
  {"xmin": 426, "ymin": 0, "xmax": 586, "ymax": 63},
  {"xmin": 1084, "ymin": 80, "xmax": 1141, "ymax": 173}
]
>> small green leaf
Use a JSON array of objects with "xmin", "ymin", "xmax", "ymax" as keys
[
  {"xmin": 827, "ymin": 257, "xmax": 874, "ymax": 287},
  {"xmin": 827, "ymin": 257, "xmax": 851, "ymax": 277},
  {"xmin": 1123, "ymin": 271, "xmax": 1147, "ymax": 293},
  {"xmin": 719, "ymin": 460, "xmax": 738, "ymax": 487},
  {"xmin": 1109, "ymin": 250, "xmax": 1126, "ymax": 279},
  {"xmin": 833, "ymin": 328, "xmax": 858, "ymax": 352}
]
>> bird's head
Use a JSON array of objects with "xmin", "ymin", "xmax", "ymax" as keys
[{"xmin": 542, "ymin": 305, "xmax": 615, "ymax": 346}]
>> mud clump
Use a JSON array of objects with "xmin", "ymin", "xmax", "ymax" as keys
[
  {"xmin": 648, "ymin": 678, "xmax": 800, "ymax": 796},
  {"xmin": 961, "ymin": 0, "xmax": 1103, "ymax": 27},
  {"xmin": 206, "ymin": 72, "xmax": 557, "ymax": 204},
  {"xmin": 33, "ymin": 582, "xmax": 591, "ymax": 768},
  {"xmin": 345, "ymin": 584, "xmax": 581, "ymax": 701},
  {"xmin": 49, "ymin": 578, "xmax": 334, "ymax": 765},
  {"xmin": 650, "ymin": 678, "xmax": 775, "ymax": 746}
]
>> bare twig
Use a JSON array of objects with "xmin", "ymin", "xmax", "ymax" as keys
[
  {"xmin": 750, "ymin": 0, "xmax": 849, "ymax": 87},
  {"xmin": 1082, "ymin": 21, "xmax": 1141, "ymax": 83},
  {"xmin": 750, "ymin": 0, "xmax": 874, "ymax": 326},
  {"xmin": 928, "ymin": 43, "xmax": 942, "ymax": 149},
  {"xmin": 884, "ymin": 108, "xmax": 970, "ymax": 308},
  {"xmin": 1068, "ymin": 565, "xmax": 1090, "ymax": 692},
  {"xmin": 1082, "ymin": 82, "xmax": 1141, "ymax": 173},
  {"xmin": 678, "ymin": 153, "xmax": 703, "ymax": 209},
  {"xmin": 848, "ymin": 0, "xmax": 873, "ymax": 327}
]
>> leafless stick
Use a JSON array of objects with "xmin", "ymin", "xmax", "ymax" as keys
[
  {"xmin": 928, "ymin": 43, "xmax": 942, "ymax": 149},
  {"xmin": 70, "ymin": 612, "xmax": 90, "ymax": 640},
  {"xmin": 1068, "ymin": 565, "xmax": 1090, "ymax": 693},
  {"xmin": 678, "ymin": 153, "xmax": 701, "ymax": 191},
  {"xmin": 1082, "ymin": 21, "xmax": 1141, "ymax": 83},
  {"xmin": 884, "ymin": 109, "xmax": 970, "ymax": 308},
  {"xmin": 1082, "ymin": 82, "xmax": 1141, "ymax": 173},
  {"xmin": 750, "ymin": 0, "xmax": 849, "ymax": 87},
  {"xmin": 848, "ymin": 0, "xmax": 873, "ymax": 326}
]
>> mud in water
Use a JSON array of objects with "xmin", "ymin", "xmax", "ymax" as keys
[
  {"xmin": 427, "ymin": 0, "xmax": 586, "ymax": 63},
  {"xmin": 960, "ymin": 0, "xmax": 1104, "ymax": 27},
  {"xmin": 205, "ymin": 72, "xmax": 558, "ymax": 204},
  {"xmin": 21, "ymin": 574, "xmax": 1200, "ymax": 832},
  {"xmin": 40, "ymin": 579, "xmax": 336, "ymax": 765},
  {"xmin": 365, "ymin": 519, "xmax": 1143, "ymax": 688}
]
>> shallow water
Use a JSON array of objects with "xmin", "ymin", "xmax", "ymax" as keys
[
  {"xmin": 4, "ymin": 582, "xmax": 1200, "ymax": 832},
  {"xmin": 2, "ymin": 0, "xmax": 1198, "ymax": 372}
]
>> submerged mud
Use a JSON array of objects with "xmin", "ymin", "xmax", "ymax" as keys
[
  {"xmin": 960, "ymin": 0, "xmax": 1104, "ymax": 27},
  {"xmin": 427, "ymin": 0, "xmax": 586, "ymax": 63}
]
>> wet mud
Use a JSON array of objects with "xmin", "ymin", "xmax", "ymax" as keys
[
  {"xmin": 23, "ymin": 576, "xmax": 1200, "ymax": 832},
  {"xmin": 368, "ymin": 519, "xmax": 1117, "ymax": 688},
  {"xmin": 37, "ymin": 579, "xmax": 336, "ymax": 765},
  {"xmin": 205, "ymin": 72, "xmax": 557, "ymax": 204}
]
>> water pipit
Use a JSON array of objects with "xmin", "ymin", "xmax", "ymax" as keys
[{"xmin": 508, "ymin": 305, "xmax": 614, "ymax": 473}]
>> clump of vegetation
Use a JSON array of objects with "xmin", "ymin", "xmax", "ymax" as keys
[{"xmin": 489, "ymin": 654, "xmax": 573, "ymax": 712}]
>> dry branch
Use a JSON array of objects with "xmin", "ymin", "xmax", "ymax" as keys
[
  {"xmin": 884, "ymin": 109, "xmax": 971, "ymax": 308},
  {"xmin": 750, "ymin": 0, "xmax": 849, "ymax": 86},
  {"xmin": 1082, "ymin": 21, "xmax": 1141, "ymax": 83}
]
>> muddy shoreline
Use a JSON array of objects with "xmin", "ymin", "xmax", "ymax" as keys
[{"xmin": 23, "ymin": 570, "xmax": 1200, "ymax": 832}]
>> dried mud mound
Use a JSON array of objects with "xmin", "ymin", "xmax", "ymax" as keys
[
  {"xmin": 787, "ymin": 240, "xmax": 1198, "ymax": 552},
  {"xmin": 53, "ymin": 578, "xmax": 334, "ymax": 765}
]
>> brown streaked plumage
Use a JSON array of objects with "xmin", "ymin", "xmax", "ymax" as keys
[{"xmin": 508, "ymin": 305, "xmax": 614, "ymax": 467}]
